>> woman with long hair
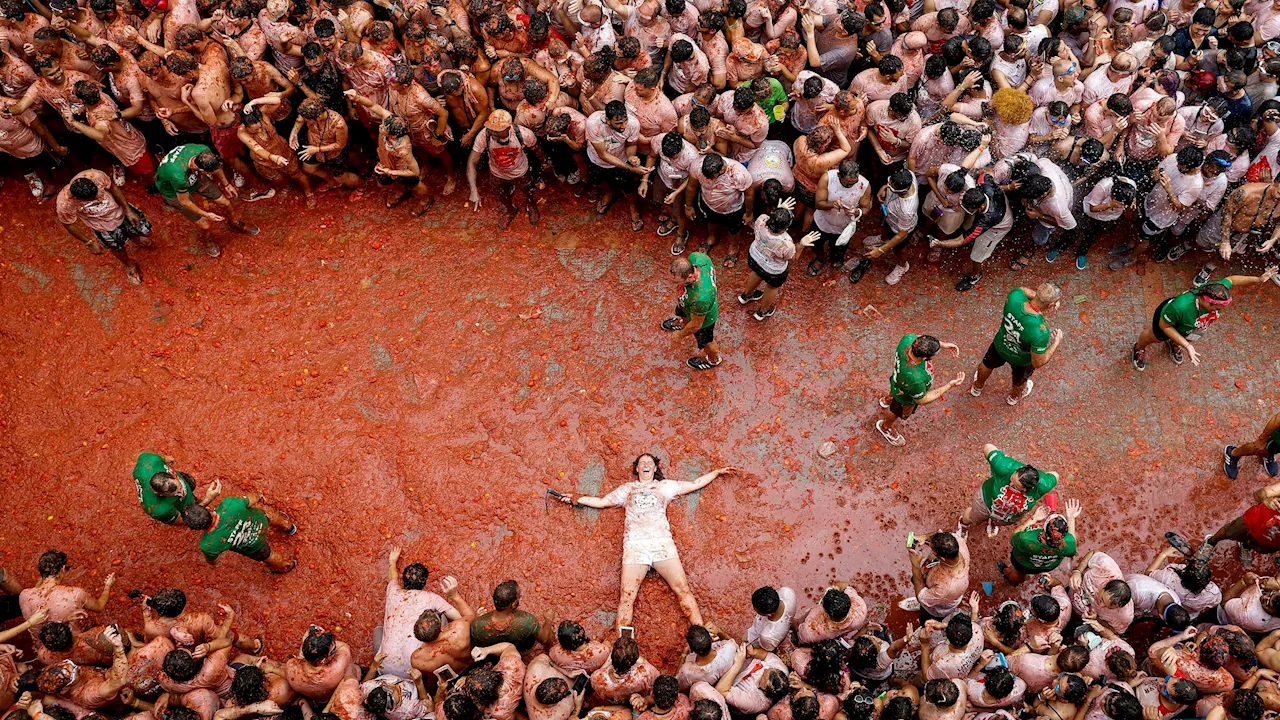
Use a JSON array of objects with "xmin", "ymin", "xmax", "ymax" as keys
[{"xmin": 559, "ymin": 454, "xmax": 734, "ymax": 631}]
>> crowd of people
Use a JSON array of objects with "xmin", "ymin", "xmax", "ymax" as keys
[
  {"xmin": 9, "ymin": 430, "xmax": 1280, "ymax": 720},
  {"xmin": 13, "ymin": 0, "xmax": 1280, "ymax": 298}
]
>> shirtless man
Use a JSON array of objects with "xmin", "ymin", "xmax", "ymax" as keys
[
  {"xmin": 439, "ymin": 69, "xmax": 490, "ymax": 147},
  {"xmin": 347, "ymin": 94, "xmax": 433, "ymax": 213},
  {"xmin": 492, "ymin": 56, "xmax": 560, "ymax": 113},
  {"xmin": 36, "ymin": 626, "xmax": 130, "ymax": 709},
  {"xmin": 408, "ymin": 581, "xmax": 475, "ymax": 677},
  {"xmin": 285, "ymin": 627, "xmax": 361, "ymax": 700},
  {"xmin": 136, "ymin": 49, "xmax": 208, "ymax": 135},
  {"xmin": 19, "ymin": 550, "xmax": 114, "ymax": 632},
  {"xmin": 237, "ymin": 101, "xmax": 314, "ymax": 202},
  {"xmin": 228, "ymin": 55, "xmax": 294, "ymax": 122},
  {"xmin": 1197, "ymin": 182, "xmax": 1280, "ymax": 264},
  {"xmin": 29, "ymin": 26, "xmax": 102, "ymax": 81},
  {"xmin": 290, "ymin": 96, "xmax": 362, "ymax": 191},
  {"xmin": 383, "ymin": 63, "xmax": 453, "ymax": 194}
]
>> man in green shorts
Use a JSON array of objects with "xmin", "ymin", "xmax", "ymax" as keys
[
  {"xmin": 875, "ymin": 334, "xmax": 965, "ymax": 447},
  {"xmin": 132, "ymin": 452, "xmax": 221, "ymax": 524},
  {"xmin": 970, "ymin": 282, "xmax": 1063, "ymax": 406},
  {"xmin": 1131, "ymin": 267, "xmax": 1277, "ymax": 370},
  {"xmin": 1225, "ymin": 409, "xmax": 1280, "ymax": 480},
  {"xmin": 662, "ymin": 253, "xmax": 722, "ymax": 370},
  {"xmin": 154, "ymin": 143, "xmax": 260, "ymax": 258},
  {"xmin": 181, "ymin": 494, "xmax": 298, "ymax": 573},
  {"xmin": 1001, "ymin": 498, "xmax": 1081, "ymax": 585},
  {"xmin": 961, "ymin": 443, "xmax": 1059, "ymax": 538}
]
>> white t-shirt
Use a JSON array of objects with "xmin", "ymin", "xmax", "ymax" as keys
[
  {"xmin": 747, "ymin": 216, "xmax": 797, "ymax": 276},
  {"xmin": 359, "ymin": 676, "xmax": 431, "ymax": 720},
  {"xmin": 747, "ymin": 140, "xmax": 795, "ymax": 192},
  {"xmin": 658, "ymin": 137, "xmax": 700, "ymax": 188},
  {"xmin": 814, "ymin": 171, "xmax": 868, "ymax": 234},
  {"xmin": 746, "ymin": 587, "xmax": 796, "ymax": 651},
  {"xmin": 380, "ymin": 584, "xmax": 456, "ymax": 677},
  {"xmin": 1144, "ymin": 155, "xmax": 1203, "ymax": 229},
  {"xmin": 1083, "ymin": 178, "xmax": 1128, "ymax": 222},
  {"xmin": 601, "ymin": 480, "xmax": 683, "ymax": 546},
  {"xmin": 1035, "ymin": 158, "xmax": 1078, "ymax": 230},
  {"xmin": 883, "ymin": 179, "xmax": 920, "ymax": 235},
  {"xmin": 585, "ymin": 111, "xmax": 641, "ymax": 168},
  {"xmin": 677, "ymin": 640, "xmax": 740, "ymax": 690},
  {"xmin": 1123, "ymin": 573, "xmax": 1178, "ymax": 618},
  {"xmin": 724, "ymin": 653, "xmax": 788, "ymax": 714}
]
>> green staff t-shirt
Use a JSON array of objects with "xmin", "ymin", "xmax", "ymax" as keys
[
  {"xmin": 981, "ymin": 449, "xmax": 1057, "ymax": 523},
  {"xmin": 1160, "ymin": 279, "xmax": 1232, "ymax": 340},
  {"xmin": 154, "ymin": 144, "xmax": 211, "ymax": 199},
  {"xmin": 132, "ymin": 452, "xmax": 195, "ymax": 524},
  {"xmin": 993, "ymin": 288, "xmax": 1051, "ymax": 367},
  {"xmin": 889, "ymin": 334, "xmax": 933, "ymax": 405},
  {"xmin": 741, "ymin": 78, "xmax": 787, "ymax": 123},
  {"xmin": 682, "ymin": 252, "xmax": 719, "ymax": 328},
  {"xmin": 200, "ymin": 497, "xmax": 269, "ymax": 561},
  {"xmin": 1010, "ymin": 528, "xmax": 1077, "ymax": 572}
]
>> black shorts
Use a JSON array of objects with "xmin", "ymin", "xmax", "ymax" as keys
[
  {"xmin": 981, "ymin": 342, "xmax": 1035, "ymax": 386},
  {"xmin": 674, "ymin": 299, "xmax": 716, "ymax": 348},
  {"xmin": 696, "ymin": 192, "xmax": 745, "ymax": 233},
  {"xmin": 238, "ymin": 543, "xmax": 273, "ymax": 562},
  {"xmin": 794, "ymin": 184, "xmax": 816, "ymax": 207},
  {"xmin": 747, "ymin": 254, "xmax": 788, "ymax": 288},
  {"xmin": 1151, "ymin": 299, "xmax": 1173, "ymax": 342},
  {"xmin": 1267, "ymin": 439, "xmax": 1280, "ymax": 456},
  {"xmin": 889, "ymin": 397, "xmax": 917, "ymax": 419},
  {"xmin": 96, "ymin": 205, "xmax": 152, "ymax": 250},
  {"xmin": 587, "ymin": 161, "xmax": 636, "ymax": 190},
  {"xmin": 1009, "ymin": 555, "xmax": 1043, "ymax": 576}
]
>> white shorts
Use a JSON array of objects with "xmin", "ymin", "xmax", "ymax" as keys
[{"xmin": 622, "ymin": 536, "xmax": 680, "ymax": 566}]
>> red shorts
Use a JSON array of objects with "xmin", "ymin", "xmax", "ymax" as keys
[
  {"xmin": 210, "ymin": 119, "xmax": 245, "ymax": 160},
  {"xmin": 1243, "ymin": 504, "xmax": 1280, "ymax": 551},
  {"xmin": 130, "ymin": 150, "xmax": 156, "ymax": 176}
]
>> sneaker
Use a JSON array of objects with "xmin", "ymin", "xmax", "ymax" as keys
[
  {"xmin": 567, "ymin": 170, "xmax": 581, "ymax": 185},
  {"xmin": 848, "ymin": 258, "xmax": 872, "ymax": 284},
  {"xmin": 876, "ymin": 419, "xmax": 906, "ymax": 447},
  {"xmin": 1266, "ymin": 455, "xmax": 1279, "ymax": 478},
  {"xmin": 1167, "ymin": 340, "xmax": 1184, "ymax": 365},
  {"xmin": 661, "ymin": 317, "xmax": 684, "ymax": 332},
  {"xmin": 232, "ymin": 171, "xmax": 246, "ymax": 188},
  {"xmin": 1132, "ymin": 344, "xmax": 1147, "ymax": 371},
  {"xmin": 112, "ymin": 164, "xmax": 127, "ymax": 186},
  {"xmin": 1153, "ymin": 245, "xmax": 1171, "ymax": 263},
  {"xmin": 752, "ymin": 306, "xmax": 775, "ymax": 321},
  {"xmin": 1241, "ymin": 544, "xmax": 1254, "ymax": 567},
  {"xmin": 897, "ymin": 597, "xmax": 922, "ymax": 612},
  {"xmin": 885, "ymin": 261, "xmax": 910, "ymax": 285},
  {"xmin": 247, "ymin": 188, "xmax": 277, "ymax": 202},
  {"xmin": 25, "ymin": 172, "xmax": 43, "ymax": 197},
  {"xmin": 738, "ymin": 289, "xmax": 764, "ymax": 304},
  {"xmin": 1007, "ymin": 378, "xmax": 1034, "ymax": 406},
  {"xmin": 1167, "ymin": 243, "xmax": 1189, "ymax": 262},
  {"xmin": 1076, "ymin": 255, "xmax": 1088, "ymax": 270},
  {"xmin": 1109, "ymin": 242, "xmax": 1136, "ymax": 257},
  {"xmin": 207, "ymin": 243, "xmax": 221, "ymax": 258},
  {"xmin": 1224, "ymin": 445, "xmax": 1241, "ymax": 480},
  {"xmin": 1045, "ymin": 248, "xmax": 1061, "ymax": 263},
  {"xmin": 687, "ymin": 356, "xmax": 722, "ymax": 370},
  {"xmin": 956, "ymin": 273, "xmax": 982, "ymax": 292},
  {"xmin": 1109, "ymin": 255, "xmax": 1136, "ymax": 271},
  {"xmin": 969, "ymin": 370, "xmax": 982, "ymax": 397},
  {"xmin": 1193, "ymin": 264, "xmax": 1216, "ymax": 287}
]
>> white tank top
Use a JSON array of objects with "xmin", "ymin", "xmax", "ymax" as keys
[{"xmin": 813, "ymin": 169, "xmax": 868, "ymax": 234}]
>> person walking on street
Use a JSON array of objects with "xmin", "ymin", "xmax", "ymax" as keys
[
  {"xmin": 970, "ymin": 283, "xmax": 1064, "ymax": 406},
  {"xmin": 664, "ymin": 253, "xmax": 723, "ymax": 370}
]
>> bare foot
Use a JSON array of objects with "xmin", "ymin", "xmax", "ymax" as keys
[
  {"xmin": 305, "ymin": 194, "xmax": 317, "ymax": 209},
  {"xmin": 442, "ymin": 176, "xmax": 457, "ymax": 195}
]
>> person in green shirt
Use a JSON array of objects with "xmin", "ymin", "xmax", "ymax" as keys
[
  {"xmin": 743, "ymin": 77, "xmax": 788, "ymax": 125},
  {"xmin": 961, "ymin": 443, "xmax": 1059, "ymax": 537},
  {"xmin": 132, "ymin": 452, "xmax": 221, "ymax": 524},
  {"xmin": 1131, "ymin": 268, "xmax": 1276, "ymax": 371},
  {"xmin": 181, "ymin": 494, "xmax": 298, "ymax": 573},
  {"xmin": 1001, "ymin": 499, "xmax": 1082, "ymax": 584},
  {"xmin": 469, "ymin": 580, "xmax": 554, "ymax": 651},
  {"xmin": 876, "ymin": 334, "xmax": 965, "ymax": 447},
  {"xmin": 154, "ymin": 143, "xmax": 260, "ymax": 258},
  {"xmin": 1225, "ymin": 409, "xmax": 1280, "ymax": 480},
  {"xmin": 971, "ymin": 283, "xmax": 1063, "ymax": 406},
  {"xmin": 662, "ymin": 253, "xmax": 722, "ymax": 370}
]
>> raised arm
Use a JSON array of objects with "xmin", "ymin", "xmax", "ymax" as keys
[{"xmin": 84, "ymin": 572, "xmax": 116, "ymax": 612}]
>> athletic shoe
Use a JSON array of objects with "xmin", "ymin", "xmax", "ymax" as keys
[
  {"xmin": 687, "ymin": 356, "xmax": 721, "ymax": 370},
  {"xmin": 661, "ymin": 317, "xmax": 684, "ymax": 332},
  {"xmin": 1193, "ymin": 264, "xmax": 1216, "ymax": 287},
  {"xmin": 1153, "ymin": 245, "xmax": 1171, "ymax": 263},
  {"xmin": 1076, "ymin": 255, "xmax": 1088, "ymax": 270},
  {"xmin": 897, "ymin": 597, "xmax": 921, "ymax": 612},
  {"xmin": 1045, "ymin": 248, "xmax": 1061, "ymax": 263},
  {"xmin": 25, "ymin": 172, "xmax": 43, "ymax": 197},
  {"xmin": 956, "ymin": 273, "xmax": 982, "ymax": 292},
  {"xmin": 878, "ymin": 397, "xmax": 891, "ymax": 409},
  {"xmin": 112, "ymin": 164, "xmax": 127, "ymax": 186},
  {"xmin": 1006, "ymin": 378, "xmax": 1034, "ymax": 406},
  {"xmin": 1167, "ymin": 243, "xmax": 1189, "ymax": 261},
  {"xmin": 1266, "ymin": 455, "xmax": 1279, "ymax": 477},
  {"xmin": 848, "ymin": 258, "xmax": 872, "ymax": 284},
  {"xmin": 1224, "ymin": 445, "xmax": 1241, "ymax": 480},
  {"xmin": 567, "ymin": 171, "xmax": 581, "ymax": 185},
  {"xmin": 232, "ymin": 171, "xmax": 246, "ymax": 188},
  {"xmin": 1167, "ymin": 340, "xmax": 1184, "ymax": 365},
  {"xmin": 738, "ymin": 289, "xmax": 764, "ymax": 304},
  {"xmin": 247, "ymin": 188, "xmax": 277, "ymax": 202},
  {"xmin": 1132, "ymin": 344, "xmax": 1147, "ymax": 371},
  {"xmin": 1108, "ymin": 255, "xmax": 1136, "ymax": 271},
  {"xmin": 885, "ymin": 262, "xmax": 910, "ymax": 285},
  {"xmin": 207, "ymin": 243, "xmax": 221, "ymax": 258},
  {"xmin": 1109, "ymin": 242, "xmax": 1136, "ymax": 257},
  {"xmin": 969, "ymin": 370, "xmax": 982, "ymax": 397},
  {"xmin": 752, "ymin": 306, "xmax": 775, "ymax": 321},
  {"xmin": 876, "ymin": 419, "xmax": 906, "ymax": 447}
]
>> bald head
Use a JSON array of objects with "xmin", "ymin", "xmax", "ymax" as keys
[
  {"xmin": 1111, "ymin": 52, "xmax": 1135, "ymax": 72},
  {"xmin": 1051, "ymin": 59, "xmax": 1074, "ymax": 78}
]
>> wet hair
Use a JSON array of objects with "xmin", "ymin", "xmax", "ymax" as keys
[
  {"xmin": 528, "ymin": 11, "xmax": 549, "ymax": 38},
  {"xmin": 691, "ymin": 699, "xmax": 723, "ymax": 720},
  {"xmin": 993, "ymin": 603, "xmax": 1025, "ymax": 644},
  {"xmin": 888, "ymin": 92, "xmax": 912, "ymax": 117},
  {"xmin": 1162, "ymin": 603, "xmax": 1190, "ymax": 631},
  {"xmin": 837, "ymin": 158, "xmax": 861, "ymax": 182},
  {"xmin": 492, "ymin": 580, "xmax": 519, "ymax": 610},
  {"xmin": 69, "ymin": 177, "xmax": 100, "ymax": 200},
  {"xmin": 45, "ymin": 709, "xmax": 77, "ymax": 720},
  {"xmin": 39, "ymin": 622, "xmax": 74, "ymax": 651},
  {"xmin": 1057, "ymin": 644, "xmax": 1089, "ymax": 673},
  {"xmin": 925, "ymin": 54, "xmax": 948, "ymax": 79},
  {"xmin": 557, "ymin": 620, "xmax": 588, "ymax": 651},
  {"xmin": 232, "ymin": 665, "xmax": 269, "ymax": 705},
  {"xmin": 466, "ymin": 668, "xmax": 502, "ymax": 703},
  {"xmin": 90, "ymin": 44, "xmax": 122, "ymax": 67},
  {"xmin": 164, "ymin": 50, "xmax": 199, "ymax": 76},
  {"xmin": 1059, "ymin": 674, "xmax": 1088, "ymax": 704},
  {"xmin": 761, "ymin": 178, "xmax": 785, "ymax": 207},
  {"xmin": 413, "ymin": 610, "xmax": 442, "ymax": 642},
  {"xmin": 924, "ymin": 679, "xmax": 959, "ymax": 707},
  {"xmin": 1199, "ymin": 634, "xmax": 1230, "ymax": 669},
  {"xmin": 1176, "ymin": 146, "xmax": 1205, "ymax": 172},
  {"xmin": 38, "ymin": 550, "xmax": 69, "ymax": 578},
  {"xmin": 700, "ymin": 9, "xmax": 725, "ymax": 31},
  {"xmin": 604, "ymin": 100, "xmax": 629, "ymax": 123},
  {"xmin": 617, "ymin": 36, "xmax": 642, "ymax": 59},
  {"xmin": 1079, "ymin": 139, "xmax": 1104, "ymax": 164},
  {"xmin": 882, "ymin": 698, "xmax": 913, "ymax": 720},
  {"xmin": 1029, "ymin": 593, "xmax": 1060, "ymax": 622},
  {"xmin": 687, "ymin": 625, "xmax": 713, "ymax": 655},
  {"xmin": 1102, "ymin": 579, "xmax": 1132, "ymax": 606},
  {"xmin": 164, "ymin": 649, "xmax": 203, "ymax": 681},
  {"xmin": 175, "ymin": 24, "xmax": 205, "ymax": 49},
  {"xmin": 162, "ymin": 710, "xmax": 201, "ymax": 720},
  {"xmin": 732, "ymin": 85, "xmax": 755, "ymax": 112},
  {"xmin": 821, "ymin": 588, "xmax": 851, "ymax": 620},
  {"xmin": 1194, "ymin": 282, "xmax": 1231, "ymax": 303},
  {"xmin": 394, "ymin": 561, "xmax": 429, "ymax": 591},
  {"xmin": 1168, "ymin": 679, "xmax": 1197, "ymax": 705},
  {"xmin": 945, "ymin": 612, "xmax": 973, "ymax": 646},
  {"xmin": 1217, "ymin": 628, "xmax": 1255, "ymax": 660},
  {"xmin": 443, "ymin": 694, "xmax": 478, "ymax": 720},
  {"xmin": 1173, "ymin": 561, "xmax": 1212, "ymax": 594},
  {"xmin": 792, "ymin": 695, "xmax": 820, "ymax": 720},
  {"xmin": 611, "ymin": 637, "xmax": 640, "ymax": 673},
  {"xmin": 752, "ymin": 586, "xmax": 780, "ymax": 614},
  {"xmin": 943, "ymin": 170, "xmax": 968, "ymax": 194},
  {"xmin": 1110, "ymin": 179, "xmax": 1137, "ymax": 205},
  {"xmin": 940, "ymin": 120, "xmax": 964, "ymax": 147},
  {"xmin": 652, "ymin": 675, "xmax": 679, "ymax": 710},
  {"xmin": 16, "ymin": 668, "xmax": 40, "ymax": 694},
  {"xmin": 1013, "ymin": 465, "xmax": 1040, "ymax": 491},
  {"xmin": 229, "ymin": 56, "xmax": 254, "ymax": 79},
  {"xmin": 889, "ymin": 169, "xmax": 913, "ymax": 192},
  {"xmin": 535, "ymin": 677, "xmax": 571, "ymax": 705},
  {"xmin": 671, "ymin": 39, "xmax": 694, "ymax": 63},
  {"xmin": 364, "ymin": 687, "xmax": 394, "ymax": 716},
  {"xmin": 761, "ymin": 669, "xmax": 789, "ymax": 700},
  {"xmin": 848, "ymin": 636, "xmax": 879, "ymax": 672},
  {"xmin": 546, "ymin": 113, "xmax": 571, "ymax": 137},
  {"xmin": 879, "ymin": 55, "xmax": 903, "ymax": 76},
  {"xmin": 314, "ymin": 17, "xmax": 336, "ymax": 37},
  {"xmin": 1191, "ymin": 6, "xmax": 1215, "ymax": 24},
  {"xmin": 636, "ymin": 67, "xmax": 661, "ymax": 88},
  {"xmin": 843, "ymin": 689, "xmax": 877, "ymax": 720},
  {"xmin": 368, "ymin": 19, "xmax": 393, "ymax": 42},
  {"xmin": 520, "ymin": 77, "xmax": 548, "ymax": 106},
  {"xmin": 985, "ymin": 668, "xmax": 1015, "ymax": 698},
  {"xmin": 665, "ymin": 0, "xmax": 685, "ymax": 12},
  {"xmin": 1105, "ymin": 650, "xmax": 1137, "ymax": 680},
  {"xmin": 149, "ymin": 588, "xmax": 188, "ymax": 617},
  {"xmin": 382, "ymin": 114, "xmax": 409, "ymax": 138},
  {"xmin": 961, "ymin": 188, "xmax": 987, "ymax": 212},
  {"xmin": 930, "ymin": 531, "xmax": 959, "ymax": 559},
  {"xmin": 302, "ymin": 42, "xmax": 324, "ymax": 61},
  {"xmin": 302, "ymin": 630, "xmax": 335, "ymax": 662},
  {"xmin": 73, "ymin": 80, "xmax": 101, "ymax": 105},
  {"xmin": 938, "ymin": 7, "xmax": 959, "ymax": 29},
  {"xmin": 32, "ymin": 26, "xmax": 59, "ymax": 42},
  {"xmin": 701, "ymin": 153, "xmax": 726, "ymax": 178},
  {"xmin": 1225, "ymin": 691, "xmax": 1260, "ymax": 720}
]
